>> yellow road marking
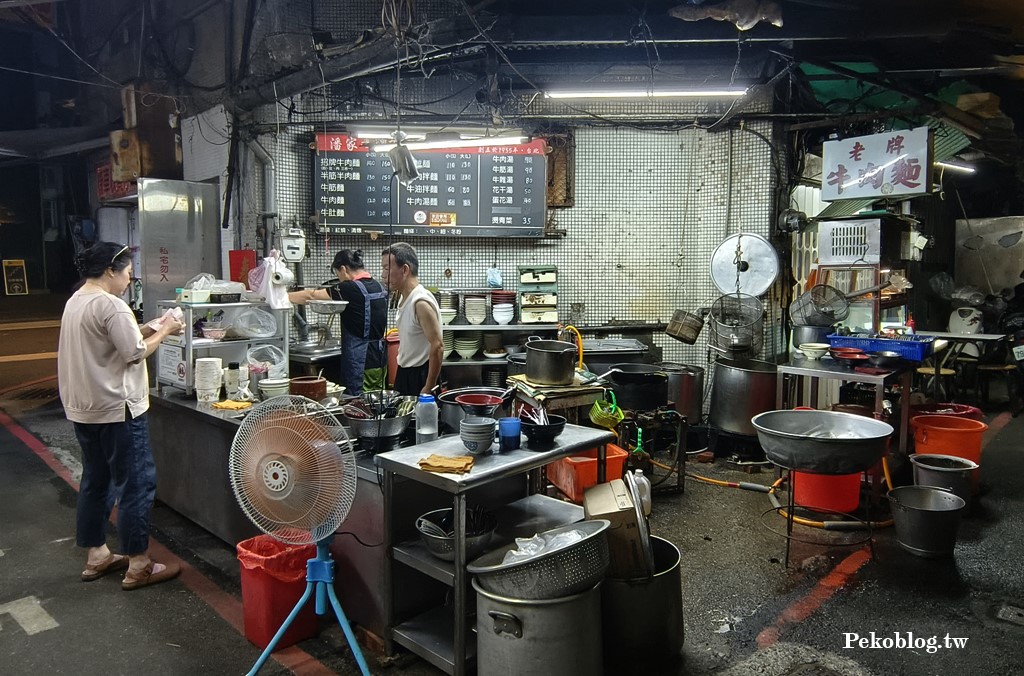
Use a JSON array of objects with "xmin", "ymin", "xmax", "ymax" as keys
[
  {"xmin": 0, "ymin": 352, "xmax": 58, "ymax": 363},
  {"xmin": 0, "ymin": 320, "xmax": 61, "ymax": 330}
]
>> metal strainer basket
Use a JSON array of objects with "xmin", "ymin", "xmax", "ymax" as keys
[{"xmin": 466, "ymin": 520, "xmax": 610, "ymax": 599}]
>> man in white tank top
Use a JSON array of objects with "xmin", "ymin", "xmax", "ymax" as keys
[{"xmin": 381, "ymin": 242, "xmax": 443, "ymax": 396}]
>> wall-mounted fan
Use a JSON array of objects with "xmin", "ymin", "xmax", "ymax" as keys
[{"xmin": 229, "ymin": 395, "xmax": 370, "ymax": 676}]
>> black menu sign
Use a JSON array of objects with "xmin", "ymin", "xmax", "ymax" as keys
[{"xmin": 313, "ymin": 133, "xmax": 547, "ymax": 237}]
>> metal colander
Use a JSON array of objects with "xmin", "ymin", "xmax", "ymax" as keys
[{"xmin": 466, "ymin": 520, "xmax": 610, "ymax": 599}]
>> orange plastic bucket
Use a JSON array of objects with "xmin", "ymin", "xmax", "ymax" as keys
[
  {"xmin": 912, "ymin": 415, "xmax": 987, "ymax": 464},
  {"xmin": 792, "ymin": 471, "xmax": 861, "ymax": 513}
]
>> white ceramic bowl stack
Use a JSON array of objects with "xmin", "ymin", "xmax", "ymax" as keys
[
  {"xmin": 442, "ymin": 332, "xmax": 454, "ymax": 358},
  {"xmin": 460, "ymin": 416, "xmax": 496, "ymax": 455},
  {"xmin": 797, "ymin": 342, "xmax": 831, "ymax": 360},
  {"xmin": 439, "ymin": 308, "xmax": 458, "ymax": 325},
  {"xmin": 258, "ymin": 378, "xmax": 291, "ymax": 399},
  {"xmin": 454, "ymin": 332, "xmax": 482, "ymax": 359},
  {"xmin": 464, "ymin": 295, "xmax": 488, "ymax": 325},
  {"xmin": 490, "ymin": 291, "xmax": 516, "ymax": 324},
  {"xmin": 194, "ymin": 357, "xmax": 223, "ymax": 402}
]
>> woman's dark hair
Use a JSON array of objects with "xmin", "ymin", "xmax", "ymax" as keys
[
  {"xmin": 74, "ymin": 241, "xmax": 132, "ymax": 279},
  {"xmin": 332, "ymin": 249, "xmax": 365, "ymax": 272}
]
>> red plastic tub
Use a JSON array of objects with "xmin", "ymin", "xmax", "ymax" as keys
[
  {"xmin": 792, "ymin": 471, "xmax": 861, "ymax": 513},
  {"xmin": 237, "ymin": 536, "xmax": 319, "ymax": 650},
  {"xmin": 910, "ymin": 403, "xmax": 983, "ymax": 422},
  {"xmin": 546, "ymin": 443, "xmax": 629, "ymax": 503}
]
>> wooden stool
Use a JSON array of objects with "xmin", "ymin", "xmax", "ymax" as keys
[
  {"xmin": 917, "ymin": 366, "xmax": 956, "ymax": 401},
  {"xmin": 975, "ymin": 363, "xmax": 1017, "ymax": 404}
]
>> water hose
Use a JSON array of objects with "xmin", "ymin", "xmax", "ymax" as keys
[
  {"xmin": 561, "ymin": 324, "xmax": 584, "ymax": 368},
  {"xmin": 767, "ymin": 456, "xmax": 895, "ymax": 530}
]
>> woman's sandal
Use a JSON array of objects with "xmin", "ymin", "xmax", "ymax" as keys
[
  {"xmin": 121, "ymin": 561, "xmax": 182, "ymax": 591},
  {"xmin": 81, "ymin": 554, "xmax": 129, "ymax": 582}
]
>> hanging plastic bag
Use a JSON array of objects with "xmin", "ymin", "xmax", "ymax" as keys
[
  {"xmin": 232, "ymin": 307, "xmax": 278, "ymax": 338},
  {"xmin": 249, "ymin": 251, "xmax": 292, "ymax": 310}
]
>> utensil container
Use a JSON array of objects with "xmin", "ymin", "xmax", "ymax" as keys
[
  {"xmin": 602, "ymin": 536, "xmax": 683, "ymax": 665},
  {"xmin": 473, "ymin": 579, "xmax": 602, "ymax": 676},
  {"xmin": 888, "ymin": 485, "xmax": 966, "ymax": 558}
]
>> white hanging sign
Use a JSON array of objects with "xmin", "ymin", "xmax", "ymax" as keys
[{"xmin": 821, "ymin": 126, "xmax": 932, "ymax": 201}]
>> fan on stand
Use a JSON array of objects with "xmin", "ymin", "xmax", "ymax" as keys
[{"xmin": 229, "ymin": 395, "xmax": 370, "ymax": 676}]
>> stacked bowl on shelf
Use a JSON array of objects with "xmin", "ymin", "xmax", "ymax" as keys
[
  {"xmin": 442, "ymin": 332, "xmax": 454, "ymax": 359},
  {"xmin": 465, "ymin": 295, "xmax": 488, "ymax": 325},
  {"xmin": 438, "ymin": 291, "xmax": 458, "ymax": 325},
  {"xmin": 490, "ymin": 290, "xmax": 517, "ymax": 324},
  {"xmin": 454, "ymin": 332, "xmax": 482, "ymax": 359}
]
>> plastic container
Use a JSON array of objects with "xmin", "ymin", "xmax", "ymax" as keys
[
  {"xmin": 792, "ymin": 471, "xmax": 861, "ymax": 513},
  {"xmin": 546, "ymin": 443, "xmax": 629, "ymax": 503},
  {"xmin": 633, "ymin": 469, "xmax": 652, "ymax": 516},
  {"xmin": 236, "ymin": 535, "xmax": 318, "ymax": 649},
  {"xmin": 912, "ymin": 415, "xmax": 988, "ymax": 464},
  {"xmin": 827, "ymin": 333, "xmax": 934, "ymax": 361},
  {"xmin": 909, "ymin": 403, "xmax": 983, "ymax": 422},
  {"xmin": 415, "ymin": 394, "xmax": 438, "ymax": 444}
]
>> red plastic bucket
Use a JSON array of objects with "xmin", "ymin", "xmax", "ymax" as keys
[
  {"xmin": 910, "ymin": 403, "xmax": 983, "ymax": 422},
  {"xmin": 237, "ymin": 536, "xmax": 318, "ymax": 649},
  {"xmin": 792, "ymin": 471, "xmax": 861, "ymax": 513},
  {"xmin": 912, "ymin": 415, "xmax": 987, "ymax": 464}
]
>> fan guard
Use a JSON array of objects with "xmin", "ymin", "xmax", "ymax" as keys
[
  {"xmin": 790, "ymin": 284, "xmax": 851, "ymax": 327},
  {"xmin": 229, "ymin": 395, "xmax": 356, "ymax": 545}
]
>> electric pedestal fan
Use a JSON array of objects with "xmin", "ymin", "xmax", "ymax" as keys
[{"xmin": 229, "ymin": 395, "xmax": 370, "ymax": 676}]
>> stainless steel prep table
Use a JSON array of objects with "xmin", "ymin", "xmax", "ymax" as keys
[
  {"xmin": 375, "ymin": 424, "xmax": 615, "ymax": 676},
  {"xmin": 775, "ymin": 355, "xmax": 912, "ymax": 455}
]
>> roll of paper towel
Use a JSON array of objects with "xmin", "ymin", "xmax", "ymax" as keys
[{"xmin": 271, "ymin": 267, "xmax": 295, "ymax": 286}]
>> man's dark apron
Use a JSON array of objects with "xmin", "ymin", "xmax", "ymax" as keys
[{"xmin": 340, "ymin": 279, "xmax": 387, "ymax": 396}]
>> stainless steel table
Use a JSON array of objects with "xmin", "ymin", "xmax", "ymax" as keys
[
  {"xmin": 916, "ymin": 331, "xmax": 1010, "ymax": 400},
  {"xmin": 775, "ymin": 356, "xmax": 912, "ymax": 456},
  {"xmin": 376, "ymin": 424, "xmax": 615, "ymax": 676}
]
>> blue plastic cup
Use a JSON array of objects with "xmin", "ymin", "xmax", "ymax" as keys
[{"xmin": 498, "ymin": 417, "xmax": 522, "ymax": 452}]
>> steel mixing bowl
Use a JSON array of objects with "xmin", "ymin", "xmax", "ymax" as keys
[{"xmin": 751, "ymin": 409, "xmax": 893, "ymax": 474}]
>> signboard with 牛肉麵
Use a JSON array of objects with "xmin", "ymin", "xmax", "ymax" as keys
[
  {"xmin": 821, "ymin": 126, "xmax": 932, "ymax": 202},
  {"xmin": 312, "ymin": 133, "xmax": 547, "ymax": 238}
]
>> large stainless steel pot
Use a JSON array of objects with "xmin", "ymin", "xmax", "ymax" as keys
[
  {"xmin": 525, "ymin": 339, "xmax": 578, "ymax": 385},
  {"xmin": 792, "ymin": 325, "xmax": 833, "ymax": 348},
  {"xmin": 606, "ymin": 363, "xmax": 668, "ymax": 411},
  {"xmin": 751, "ymin": 409, "xmax": 893, "ymax": 474},
  {"xmin": 437, "ymin": 386, "xmax": 514, "ymax": 432},
  {"xmin": 708, "ymin": 358, "xmax": 777, "ymax": 436},
  {"xmin": 473, "ymin": 579, "xmax": 602, "ymax": 676},
  {"xmin": 506, "ymin": 352, "xmax": 526, "ymax": 377},
  {"xmin": 658, "ymin": 362, "xmax": 704, "ymax": 425}
]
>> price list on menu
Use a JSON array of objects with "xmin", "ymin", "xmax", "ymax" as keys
[{"xmin": 313, "ymin": 133, "xmax": 547, "ymax": 237}]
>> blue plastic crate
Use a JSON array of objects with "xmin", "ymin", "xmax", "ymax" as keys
[{"xmin": 827, "ymin": 334, "xmax": 935, "ymax": 362}]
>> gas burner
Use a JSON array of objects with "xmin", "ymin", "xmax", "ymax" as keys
[{"xmin": 708, "ymin": 427, "xmax": 766, "ymax": 462}]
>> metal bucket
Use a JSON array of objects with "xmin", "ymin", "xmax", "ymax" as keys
[
  {"xmin": 910, "ymin": 454, "xmax": 979, "ymax": 505},
  {"xmin": 666, "ymin": 310, "xmax": 704, "ymax": 344},
  {"xmin": 708, "ymin": 358, "xmax": 778, "ymax": 436},
  {"xmin": 473, "ymin": 579, "xmax": 602, "ymax": 676},
  {"xmin": 524, "ymin": 339, "xmax": 578, "ymax": 386},
  {"xmin": 601, "ymin": 536, "xmax": 683, "ymax": 664},
  {"xmin": 888, "ymin": 485, "xmax": 966, "ymax": 558},
  {"xmin": 659, "ymin": 362, "xmax": 704, "ymax": 425}
]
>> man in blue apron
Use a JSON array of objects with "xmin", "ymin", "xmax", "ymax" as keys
[{"xmin": 289, "ymin": 249, "xmax": 388, "ymax": 396}]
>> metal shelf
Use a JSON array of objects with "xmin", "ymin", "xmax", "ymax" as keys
[
  {"xmin": 441, "ymin": 357, "xmax": 510, "ymax": 367},
  {"xmin": 163, "ymin": 336, "xmax": 285, "ymax": 349},
  {"xmin": 391, "ymin": 606, "xmax": 475, "ymax": 674},
  {"xmin": 393, "ymin": 540, "xmax": 455, "ymax": 586},
  {"xmin": 441, "ymin": 323, "xmax": 558, "ymax": 331}
]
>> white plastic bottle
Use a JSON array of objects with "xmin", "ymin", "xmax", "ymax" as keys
[
  {"xmin": 415, "ymin": 394, "xmax": 439, "ymax": 444},
  {"xmin": 634, "ymin": 469, "xmax": 652, "ymax": 516}
]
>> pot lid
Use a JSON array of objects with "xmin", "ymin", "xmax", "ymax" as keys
[{"xmin": 710, "ymin": 233, "xmax": 779, "ymax": 297}]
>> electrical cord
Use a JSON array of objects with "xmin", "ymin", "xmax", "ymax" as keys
[{"xmin": 336, "ymin": 530, "xmax": 383, "ymax": 548}]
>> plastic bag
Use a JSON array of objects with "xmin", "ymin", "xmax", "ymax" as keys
[
  {"xmin": 210, "ymin": 280, "xmax": 246, "ymax": 295},
  {"xmin": 236, "ymin": 535, "xmax": 316, "ymax": 583},
  {"xmin": 486, "ymin": 267, "xmax": 502, "ymax": 288},
  {"xmin": 929, "ymin": 272, "xmax": 955, "ymax": 300},
  {"xmin": 247, "ymin": 345, "xmax": 287, "ymax": 379},
  {"xmin": 232, "ymin": 307, "xmax": 278, "ymax": 338},
  {"xmin": 249, "ymin": 252, "xmax": 292, "ymax": 310},
  {"xmin": 501, "ymin": 529, "xmax": 585, "ymax": 565},
  {"xmin": 185, "ymin": 273, "xmax": 216, "ymax": 291}
]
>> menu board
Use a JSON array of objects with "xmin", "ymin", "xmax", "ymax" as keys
[{"xmin": 313, "ymin": 133, "xmax": 547, "ymax": 237}]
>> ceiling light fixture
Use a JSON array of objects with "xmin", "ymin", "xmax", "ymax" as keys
[
  {"xmin": 372, "ymin": 134, "xmax": 531, "ymax": 152},
  {"xmin": 543, "ymin": 88, "xmax": 748, "ymax": 99},
  {"xmin": 935, "ymin": 161, "xmax": 976, "ymax": 174}
]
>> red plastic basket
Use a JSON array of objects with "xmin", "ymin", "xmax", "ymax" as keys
[{"xmin": 546, "ymin": 443, "xmax": 629, "ymax": 504}]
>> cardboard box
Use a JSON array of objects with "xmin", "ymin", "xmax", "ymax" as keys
[{"xmin": 583, "ymin": 479, "xmax": 647, "ymax": 579}]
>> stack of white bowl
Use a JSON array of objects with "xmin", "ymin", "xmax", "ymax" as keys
[
  {"xmin": 460, "ymin": 416, "xmax": 496, "ymax": 455},
  {"xmin": 464, "ymin": 296, "xmax": 488, "ymax": 325},
  {"xmin": 438, "ymin": 291, "xmax": 458, "ymax": 311},
  {"xmin": 492, "ymin": 303, "xmax": 515, "ymax": 325},
  {"xmin": 442, "ymin": 332, "xmax": 454, "ymax": 358},
  {"xmin": 194, "ymin": 357, "xmax": 223, "ymax": 402},
  {"xmin": 454, "ymin": 332, "xmax": 481, "ymax": 359},
  {"xmin": 439, "ymin": 307, "xmax": 458, "ymax": 325}
]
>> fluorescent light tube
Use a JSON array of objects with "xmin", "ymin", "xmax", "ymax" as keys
[
  {"xmin": 935, "ymin": 161, "xmax": 976, "ymax": 174},
  {"xmin": 372, "ymin": 135, "xmax": 530, "ymax": 152},
  {"xmin": 544, "ymin": 88, "xmax": 748, "ymax": 99},
  {"xmin": 351, "ymin": 130, "xmax": 426, "ymax": 141}
]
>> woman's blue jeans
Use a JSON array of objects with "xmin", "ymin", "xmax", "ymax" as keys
[{"xmin": 73, "ymin": 411, "xmax": 157, "ymax": 556}]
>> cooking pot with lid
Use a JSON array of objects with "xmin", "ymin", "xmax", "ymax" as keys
[{"xmin": 524, "ymin": 339, "xmax": 578, "ymax": 386}]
